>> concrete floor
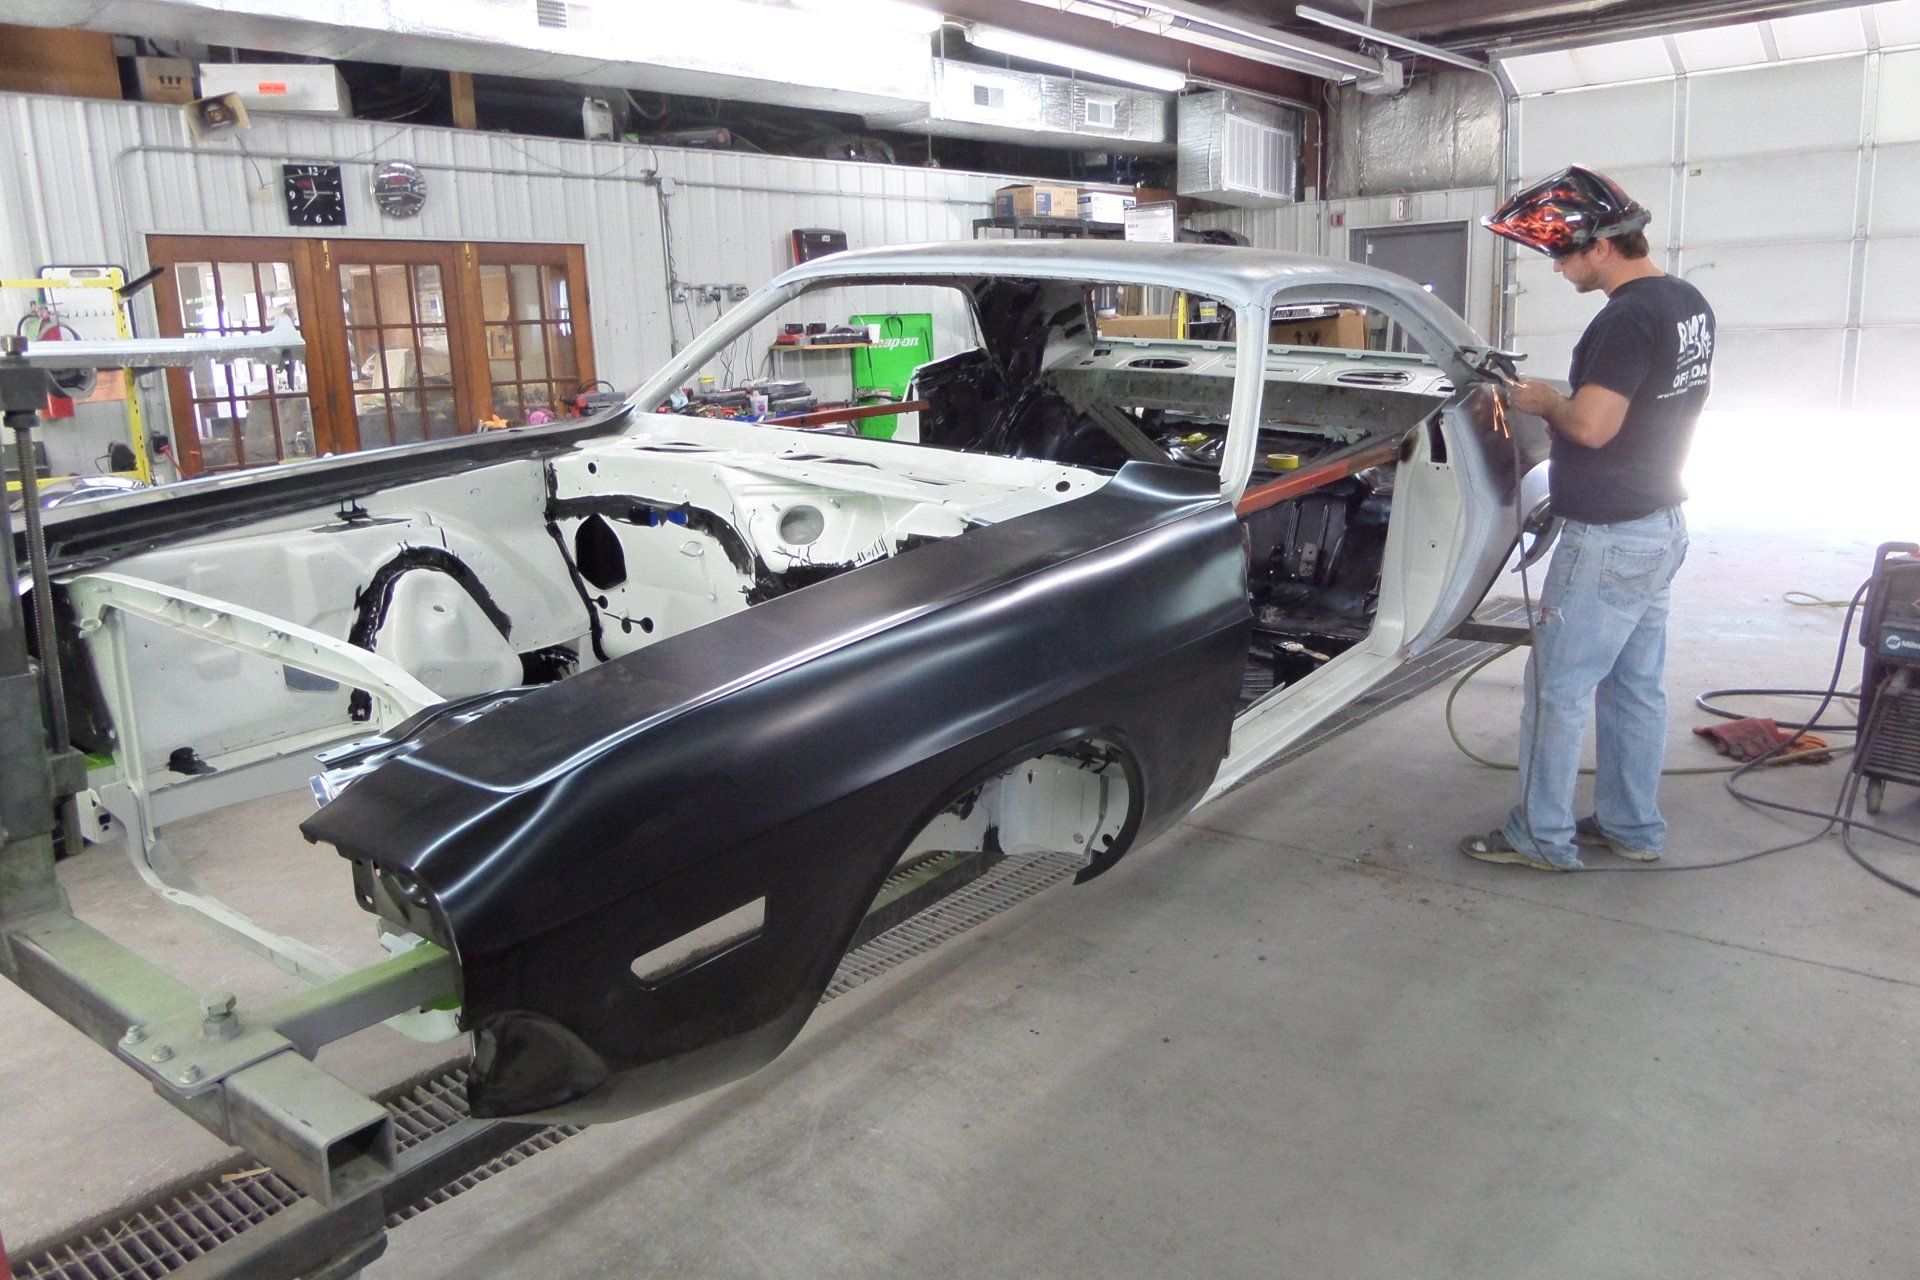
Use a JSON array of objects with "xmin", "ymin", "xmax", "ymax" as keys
[{"xmin": 5, "ymin": 454, "xmax": 1918, "ymax": 1276}]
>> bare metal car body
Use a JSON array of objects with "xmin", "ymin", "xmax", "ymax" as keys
[{"xmin": 33, "ymin": 241, "xmax": 1541, "ymax": 1126}]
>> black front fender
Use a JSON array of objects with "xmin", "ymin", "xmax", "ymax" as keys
[{"xmin": 303, "ymin": 462, "xmax": 1251, "ymax": 1122}]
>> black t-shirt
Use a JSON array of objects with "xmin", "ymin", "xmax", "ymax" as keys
[{"xmin": 1554, "ymin": 274, "xmax": 1715, "ymax": 524}]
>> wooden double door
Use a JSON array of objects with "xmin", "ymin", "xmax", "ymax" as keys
[{"xmin": 148, "ymin": 235, "xmax": 595, "ymax": 475}]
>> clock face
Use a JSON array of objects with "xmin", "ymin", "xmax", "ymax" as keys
[
  {"xmin": 372, "ymin": 161, "xmax": 427, "ymax": 219},
  {"xmin": 282, "ymin": 164, "xmax": 346, "ymax": 228}
]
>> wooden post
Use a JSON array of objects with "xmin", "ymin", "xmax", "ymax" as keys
[{"xmin": 449, "ymin": 71, "xmax": 477, "ymax": 130}]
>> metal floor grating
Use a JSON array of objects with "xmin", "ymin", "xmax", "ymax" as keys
[
  {"xmin": 824, "ymin": 851, "xmax": 1077, "ymax": 998},
  {"xmin": 14, "ymin": 851, "xmax": 1080, "ymax": 1280}
]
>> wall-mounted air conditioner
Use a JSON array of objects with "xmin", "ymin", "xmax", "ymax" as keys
[{"xmin": 1177, "ymin": 90, "xmax": 1300, "ymax": 207}]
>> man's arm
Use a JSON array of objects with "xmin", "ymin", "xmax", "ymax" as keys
[{"xmin": 1509, "ymin": 380, "xmax": 1632, "ymax": 449}]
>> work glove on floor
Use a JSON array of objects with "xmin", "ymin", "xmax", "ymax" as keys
[{"xmin": 1692, "ymin": 716, "xmax": 1832, "ymax": 763}]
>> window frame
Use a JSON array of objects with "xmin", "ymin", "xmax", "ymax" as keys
[
  {"xmin": 473, "ymin": 241, "xmax": 596, "ymax": 428},
  {"xmin": 147, "ymin": 234, "xmax": 334, "ymax": 475},
  {"xmin": 146, "ymin": 235, "xmax": 596, "ymax": 476}
]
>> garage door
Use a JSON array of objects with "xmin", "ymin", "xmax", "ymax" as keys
[{"xmin": 1499, "ymin": 3, "xmax": 1920, "ymax": 410}]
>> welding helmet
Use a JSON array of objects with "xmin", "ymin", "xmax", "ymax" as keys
[{"xmin": 1483, "ymin": 165, "xmax": 1651, "ymax": 259}]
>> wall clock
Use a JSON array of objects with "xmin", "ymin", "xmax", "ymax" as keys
[
  {"xmin": 372, "ymin": 160, "xmax": 427, "ymax": 219},
  {"xmin": 282, "ymin": 163, "xmax": 346, "ymax": 228}
]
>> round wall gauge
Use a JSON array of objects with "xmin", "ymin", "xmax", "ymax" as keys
[{"xmin": 371, "ymin": 161, "xmax": 427, "ymax": 218}]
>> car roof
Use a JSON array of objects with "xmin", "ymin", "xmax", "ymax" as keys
[{"xmin": 771, "ymin": 238, "xmax": 1430, "ymax": 311}]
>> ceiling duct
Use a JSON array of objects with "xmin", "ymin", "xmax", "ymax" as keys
[
  {"xmin": 0, "ymin": 0, "xmax": 932, "ymax": 116},
  {"xmin": 1177, "ymin": 89, "xmax": 1300, "ymax": 206},
  {"xmin": 867, "ymin": 57, "xmax": 1176, "ymax": 154}
]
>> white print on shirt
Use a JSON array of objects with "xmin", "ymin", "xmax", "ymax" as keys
[{"xmin": 1661, "ymin": 311, "xmax": 1713, "ymax": 399}]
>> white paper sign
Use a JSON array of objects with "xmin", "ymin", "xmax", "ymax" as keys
[{"xmin": 1124, "ymin": 201, "xmax": 1179, "ymax": 243}]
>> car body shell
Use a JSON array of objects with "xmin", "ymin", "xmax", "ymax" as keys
[{"xmin": 36, "ymin": 241, "xmax": 1542, "ymax": 1123}]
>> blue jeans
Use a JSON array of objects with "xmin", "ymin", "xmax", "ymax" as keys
[{"xmin": 1503, "ymin": 507, "xmax": 1689, "ymax": 867}]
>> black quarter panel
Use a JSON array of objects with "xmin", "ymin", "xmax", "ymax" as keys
[{"xmin": 302, "ymin": 462, "xmax": 1250, "ymax": 1122}]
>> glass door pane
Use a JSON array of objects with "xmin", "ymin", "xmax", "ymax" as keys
[
  {"xmin": 166, "ymin": 257, "xmax": 314, "ymax": 471},
  {"xmin": 478, "ymin": 257, "xmax": 584, "ymax": 425},
  {"xmin": 338, "ymin": 253, "xmax": 462, "ymax": 450}
]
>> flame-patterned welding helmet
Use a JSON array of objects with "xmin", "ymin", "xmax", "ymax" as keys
[{"xmin": 1482, "ymin": 165, "xmax": 1651, "ymax": 258}]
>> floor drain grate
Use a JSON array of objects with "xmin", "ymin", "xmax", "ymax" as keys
[
  {"xmin": 16, "ymin": 852, "xmax": 1078, "ymax": 1280},
  {"xmin": 826, "ymin": 852, "xmax": 1077, "ymax": 999}
]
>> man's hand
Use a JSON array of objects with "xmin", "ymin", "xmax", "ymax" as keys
[
  {"xmin": 1508, "ymin": 379, "xmax": 1563, "ymax": 419},
  {"xmin": 1504, "ymin": 380, "xmax": 1631, "ymax": 449}
]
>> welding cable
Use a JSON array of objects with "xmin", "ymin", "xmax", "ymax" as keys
[
  {"xmin": 1493, "ymin": 389, "xmax": 1549, "ymax": 858},
  {"xmin": 1686, "ymin": 587, "xmax": 1872, "ymax": 731},
  {"xmin": 1720, "ymin": 610, "xmax": 1920, "ymax": 859},
  {"xmin": 1444, "ymin": 575, "xmax": 1907, "ymax": 880},
  {"xmin": 1444, "ymin": 644, "xmax": 1851, "ymax": 776},
  {"xmin": 1717, "ymin": 578, "xmax": 1869, "ymax": 809},
  {"xmin": 1560, "ymin": 581, "xmax": 1870, "ymax": 875},
  {"xmin": 1838, "ymin": 680, "xmax": 1920, "ymax": 897},
  {"xmin": 1585, "ymin": 577, "xmax": 1920, "ymax": 879},
  {"xmin": 1449, "ymin": 442, "xmax": 1918, "ymax": 886},
  {"xmin": 1692, "ymin": 687, "xmax": 1860, "ymax": 732}
]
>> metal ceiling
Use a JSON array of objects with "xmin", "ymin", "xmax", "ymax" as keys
[
  {"xmin": 1498, "ymin": 0, "xmax": 1919, "ymax": 90},
  {"xmin": 1169, "ymin": 0, "xmax": 1907, "ymax": 57}
]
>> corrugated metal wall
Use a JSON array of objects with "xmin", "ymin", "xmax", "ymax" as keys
[
  {"xmin": 1192, "ymin": 187, "xmax": 1501, "ymax": 341},
  {"xmin": 0, "ymin": 91, "xmax": 1007, "ymax": 469}
]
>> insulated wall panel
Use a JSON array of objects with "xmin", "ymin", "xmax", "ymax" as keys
[
  {"xmin": 1860, "ymin": 236, "xmax": 1920, "ymax": 324},
  {"xmin": 1682, "ymin": 150, "xmax": 1859, "ymax": 244},
  {"xmin": 1851, "ymin": 324, "xmax": 1920, "ymax": 408},
  {"xmin": 1707, "ymin": 327, "xmax": 1847, "ymax": 407},
  {"xmin": 1870, "ymin": 141, "xmax": 1920, "ymax": 233},
  {"xmin": 1691, "ymin": 241, "xmax": 1854, "ymax": 326},
  {"xmin": 1686, "ymin": 58, "xmax": 1865, "ymax": 157},
  {"xmin": 1510, "ymin": 254, "xmax": 1601, "ymax": 340},
  {"xmin": 1516, "ymin": 80, "xmax": 1677, "ymax": 172},
  {"xmin": 1878, "ymin": 48, "xmax": 1920, "ymax": 142}
]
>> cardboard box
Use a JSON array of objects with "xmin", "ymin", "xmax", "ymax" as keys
[
  {"xmin": 1078, "ymin": 191, "xmax": 1136, "ymax": 223},
  {"xmin": 994, "ymin": 183, "xmax": 1081, "ymax": 220},
  {"xmin": 134, "ymin": 56, "xmax": 195, "ymax": 105},
  {"xmin": 1100, "ymin": 314, "xmax": 1180, "ymax": 340},
  {"xmin": 1269, "ymin": 308, "xmax": 1369, "ymax": 350}
]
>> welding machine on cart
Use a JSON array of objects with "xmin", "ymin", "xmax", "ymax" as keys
[{"xmin": 1859, "ymin": 541, "xmax": 1920, "ymax": 815}]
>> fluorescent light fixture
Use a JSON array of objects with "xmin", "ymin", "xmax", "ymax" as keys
[
  {"xmin": 790, "ymin": 0, "xmax": 945, "ymax": 35},
  {"xmin": 1294, "ymin": 5, "xmax": 1490, "ymax": 74},
  {"xmin": 1016, "ymin": 0, "xmax": 1385, "ymax": 79},
  {"xmin": 965, "ymin": 23, "xmax": 1188, "ymax": 90}
]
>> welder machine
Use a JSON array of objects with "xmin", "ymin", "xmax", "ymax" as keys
[{"xmin": 1858, "ymin": 541, "xmax": 1920, "ymax": 815}]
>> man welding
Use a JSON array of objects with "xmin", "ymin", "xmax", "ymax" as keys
[{"xmin": 1461, "ymin": 165, "xmax": 1717, "ymax": 872}]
